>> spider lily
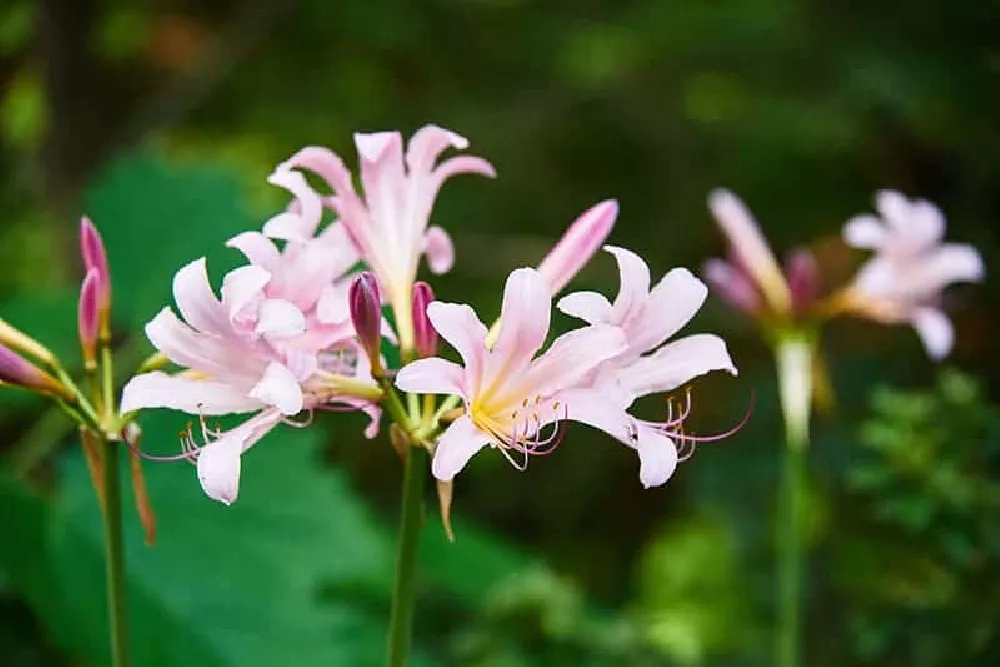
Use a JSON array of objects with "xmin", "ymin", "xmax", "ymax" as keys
[
  {"xmin": 276, "ymin": 125, "xmax": 495, "ymax": 355},
  {"xmin": 120, "ymin": 257, "xmax": 383, "ymax": 505},
  {"xmin": 838, "ymin": 190, "xmax": 984, "ymax": 358},
  {"xmin": 559, "ymin": 246, "xmax": 739, "ymax": 486}
]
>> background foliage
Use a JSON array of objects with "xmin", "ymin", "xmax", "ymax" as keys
[{"xmin": 1, "ymin": 1, "xmax": 998, "ymax": 665}]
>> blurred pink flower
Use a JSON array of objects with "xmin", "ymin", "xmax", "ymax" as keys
[
  {"xmin": 842, "ymin": 190, "xmax": 984, "ymax": 358},
  {"xmin": 121, "ymin": 257, "xmax": 382, "ymax": 505},
  {"xmin": 396, "ymin": 268, "xmax": 630, "ymax": 482},
  {"xmin": 276, "ymin": 125, "xmax": 495, "ymax": 353},
  {"xmin": 559, "ymin": 246, "xmax": 738, "ymax": 486}
]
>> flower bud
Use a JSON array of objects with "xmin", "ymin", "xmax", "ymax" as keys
[
  {"xmin": 411, "ymin": 282, "xmax": 437, "ymax": 358},
  {"xmin": 785, "ymin": 248, "xmax": 821, "ymax": 314},
  {"xmin": 349, "ymin": 272, "xmax": 382, "ymax": 369},
  {"xmin": 79, "ymin": 217, "xmax": 111, "ymax": 333},
  {"xmin": 538, "ymin": 199, "xmax": 617, "ymax": 294},
  {"xmin": 79, "ymin": 268, "xmax": 100, "ymax": 366},
  {"xmin": 0, "ymin": 342, "xmax": 71, "ymax": 399}
]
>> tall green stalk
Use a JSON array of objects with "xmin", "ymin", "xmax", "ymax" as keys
[
  {"xmin": 385, "ymin": 443, "xmax": 427, "ymax": 667},
  {"xmin": 100, "ymin": 342, "xmax": 130, "ymax": 667},
  {"xmin": 774, "ymin": 333, "xmax": 813, "ymax": 667}
]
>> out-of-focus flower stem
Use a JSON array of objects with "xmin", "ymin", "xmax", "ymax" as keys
[
  {"xmin": 99, "ymin": 335, "xmax": 130, "ymax": 667},
  {"xmin": 774, "ymin": 332, "xmax": 813, "ymax": 667}
]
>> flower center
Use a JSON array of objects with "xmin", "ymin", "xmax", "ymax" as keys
[{"xmin": 469, "ymin": 393, "xmax": 568, "ymax": 471}]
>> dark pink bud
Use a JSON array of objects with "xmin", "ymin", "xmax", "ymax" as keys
[
  {"xmin": 0, "ymin": 342, "xmax": 69, "ymax": 398},
  {"xmin": 78, "ymin": 268, "xmax": 100, "ymax": 365},
  {"xmin": 703, "ymin": 258, "xmax": 761, "ymax": 315},
  {"xmin": 349, "ymin": 272, "xmax": 382, "ymax": 363},
  {"xmin": 412, "ymin": 282, "xmax": 437, "ymax": 358},
  {"xmin": 79, "ymin": 217, "xmax": 111, "ymax": 330},
  {"xmin": 785, "ymin": 248, "xmax": 821, "ymax": 313}
]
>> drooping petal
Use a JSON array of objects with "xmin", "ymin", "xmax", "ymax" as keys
[
  {"xmin": 248, "ymin": 362, "xmax": 303, "ymax": 415},
  {"xmin": 395, "ymin": 358, "xmax": 465, "ymax": 396},
  {"xmin": 616, "ymin": 333, "xmax": 737, "ymax": 399},
  {"xmin": 605, "ymin": 246, "xmax": 651, "ymax": 323},
  {"xmin": 423, "ymin": 226, "xmax": 455, "ymax": 274},
  {"xmin": 430, "ymin": 415, "xmax": 492, "ymax": 481},
  {"xmin": 556, "ymin": 387, "xmax": 637, "ymax": 444},
  {"xmin": 538, "ymin": 200, "xmax": 618, "ymax": 294},
  {"xmin": 265, "ymin": 170, "xmax": 323, "ymax": 239},
  {"xmin": 633, "ymin": 425, "xmax": 679, "ymax": 488},
  {"xmin": 120, "ymin": 371, "xmax": 263, "ymax": 414},
  {"xmin": 406, "ymin": 125, "xmax": 469, "ymax": 174},
  {"xmin": 226, "ymin": 231, "xmax": 281, "ymax": 270},
  {"xmin": 488, "ymin": 268, "xmax": 552, "ymax": 380},
  {"xmin": 911, "ymin": 307, "xmax": 954, "ymax": 359},
  {"xmin": 195, "ymin": 410, "xmax": 283, "ymax": 505},
  {"xmin": 708, "ymin": 189, "xmax": 791, "ymax": 314},
  {"xmin": 557, "ymin": 291, "xmax": 613, "ymax": 325},
  {"xmin": 842, "ymin": 215, "xmax": 887, "ymax": 250},
  {"xmin": 426, "ymin": 301, "xmax": 489, "ymax": 391},
  {"xmin": 172, "ymin": 258, "xmax": 229, "ymax": 336},
  {"xmin": 526, "ymin": 325, "xmax": 627, "ymax": 396},
  {"xmin": 628, "ymin": 268, "xmax": 708, "ymax": 354}
]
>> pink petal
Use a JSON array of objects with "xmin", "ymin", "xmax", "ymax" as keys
[
  {"xmin": 556, "ymin": 387, "xmax": 636, "ymax": 444},
  {"xmin": 488, "ymin": 268, "xmax": 552, "ymax": 379},
  {"xmin": 266, "ymin": 170, "xmax": 323, "ymax": 238},
  {"xmin": 430, "ymin": 415, "xmax": 492, "ymax": 481},
  {"xmin": 196, "ymin": 410, "xmax": 282, "ymax": 505},
  {"xmin": 226, "ymin": 232, "xmax": 281, "ymax": 270},
  {"xmin": 423, "ymin": 225, "xmax": 455, "ymax": 274},
  {"xmin": 426, "ymin": 301, "xmax": 489, "ymax": 390},
  {"xmin": 924, "ymin": 244, "xmax": 985, "ymax": 285},
  {"xmin": 431, "ymin": 155, "xmax": 497, "ymax": 183},
  {"xmin": 395, "ymin": 358, "xmax": 465, "ymax": 397},
  {"xmin": 172, "ymin": 258, "xmax": 229, "ymax": 336},
  {"xmin": 221, "ymin": 265, "xmax": 271, "ymax": 319},
  {"xmin": 616, "ymin": 333, "xmax": 737, "ymax": 399},
  {"xmin": 255, "ymin": 299, "xmax": 306, "ymax": 337},
  {"xmin": 527, "ymin": 325, "xmax": 627, "ymax": 396},
  {"xmin": 120, "ymin": 371, "xmax": 263, "ymax": 414},
  {"xmin": 538, "ymin": 200, "xmax": 617, "ymax": 294},
  {"xmin": 908, "ymin": 199, "xmax": 945, "ymax": 249},
  {"xmin": 842, "ymin": 214, "xmax": 887, "ymax": 249},
  {"xmin": 633, "ymin": 425, "xmax": 679, "ymax": 488},
  {"xmin": 248, "ymin": 362, "xmax": 303, "ymax": 415},
  {"xmin": 875, "ymin": 190, "xmax": 912, "ymax": 236},
  {"xmin": 145, "ymin": 308, "xmax": 264, "ymax": 382},
  {"xmin": 628, "ymin": 268, "xmax": 707, "ymax": 354},
  {"xmin": 406, "ymin": 125, "xmax": 470, "ymax": 174},
  {"xmin": 557, "ymin": 291, "xmax": 613, "ymax": 325},
  {"xmin": 912, "ymin": 307, "xmax": 953, "ymax": 359},
  {"xmin": 316, "ymin": 283, "xmax": 351, "ymax": 324},
  {"xmin": 605, "ymin": 246, "xmax": 651, "ymax": 323},
  {"xmin": 708, "ymin": 188, "xmax": 791, "ymax": 313},
  {"xmin": 355, "ymin": 131, "xmax": 406, "ymax": 221}
]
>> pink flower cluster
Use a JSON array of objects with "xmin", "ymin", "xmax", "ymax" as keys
[{"xmin": 121, "ymin": 125, "xmax": 741, "ymax": 503}]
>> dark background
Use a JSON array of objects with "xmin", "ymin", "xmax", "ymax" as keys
[{"xmin": 1, "ymin": 1, "xmax": 999, "ymax": 665}]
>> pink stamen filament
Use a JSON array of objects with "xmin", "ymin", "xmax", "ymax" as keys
[{"xmin": 646, "ymin": 390, "xmax": 755, "ymax": 462}]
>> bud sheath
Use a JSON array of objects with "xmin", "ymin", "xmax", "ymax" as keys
[{"xmin": 538, "ymin": 199, "xmax": 617, "ymax": 294}]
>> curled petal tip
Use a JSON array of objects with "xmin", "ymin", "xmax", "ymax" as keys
[{"xmin": 354, "ymin": 131, "xmax": 399, "ymax": 162}]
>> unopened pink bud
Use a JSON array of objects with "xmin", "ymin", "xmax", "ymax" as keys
[
  {"xmin": 349, "ymin": 272, "xmax": 382, "ymax": 364},
  {"xmin": 412, "ymin": 282, "xmax": 437, "ymax": 358},
  {"xmin": 79, "ymin": 217, "xmax": 110, "ymax": 326},
  {"xmin": 78, "ymin": 268, "xmax": 100, "ymax": 365},
  {"xmin": 784, "ymin": 249, "xmax": 821, "ymax": 313},
  {"xmin": 538, "ymin": 200, "xmax": 618, "ymax": 294},
  {"xmin": 0, "ymin": 342, "xmax": 69, "ymax": 398}
]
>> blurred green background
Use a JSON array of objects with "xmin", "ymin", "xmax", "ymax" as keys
[{"xmin": 1, "ymin": 1, "xmax": 999, "ymax": 665}]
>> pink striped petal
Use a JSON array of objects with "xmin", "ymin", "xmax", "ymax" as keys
[
  {"xmin": 616, "ymin": 333, "xmax": 737, "ymax": 398},
  {"xmin": 628, "ymin": 268, "xmax": 708, "ymax": 354},
  {"xmin": 557, "ymin": 291, "xmax": 612, "ymax": 325},
  {"xmin": 431, "ymin": 415, "xmax": 492, "ymax": 481},
  {"xmin": 173, "ymin": 258, "xmax": 229, "ymax": 336},
  {"xmin": 488, "ymin": 268, "xmax": 552, "ymax": 380},
  {"xmin": 538, "ymin": 200, "xmax": 617, "ymax": 294},
  {"xmin": 395, "ymin": 358, "xmax": 465, "ymax": 396},
  {"xmin": 226, "ymin": 232, "xmax": 281, "ymax": 270},
  {"xmin": 605, "ymin": 246, "xmax": 651, "ymax": 322},
  {"xmin": 120, "ymin": 371, "xmax": 263, "ymax": 414},
  {"xmin": 426, "ymin": 302, "xmax": 488, "ymax": 392},
  {"xmin": 248, "ymin": 362, "xmax": 303, "ymax": 415}
]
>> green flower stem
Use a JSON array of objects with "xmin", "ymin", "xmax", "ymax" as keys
[
  {"xmin": 774, "ymin": 333, "xmax": 813, "ymax": 667},
  {"xmin": 385, "ymin": 443, "xmax": 428, "ymax": 667},
  {"xmin": 99, "ymin": 338, "xmax": 130, "ymax": 667}
]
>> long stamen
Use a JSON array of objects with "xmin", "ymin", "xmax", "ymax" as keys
[{"xmin": 647, "ymin": 390, "xmax": 755, "ymax": 462}]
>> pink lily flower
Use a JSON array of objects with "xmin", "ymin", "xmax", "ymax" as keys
[
  {"xmin": 120, "ymin": 257, "xmax": 382, "ymax": 505},
  {"xmin": 558, "ymin": 247, "xmax": 739, "ymax": 485},
  {"xmin": 395, "ymin": 267, "xmax": 633, "ymax": 482},
  {"xmin": 703, "ymin": 189, "xmax": 822, "ymax": 320},
  {"xmin": 276, "ymin": 125, "xmax": 495, "ymax": 353},
  {"xmin": 842, "ymin": 190, "xmax": 984, "ymax": 358}
]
